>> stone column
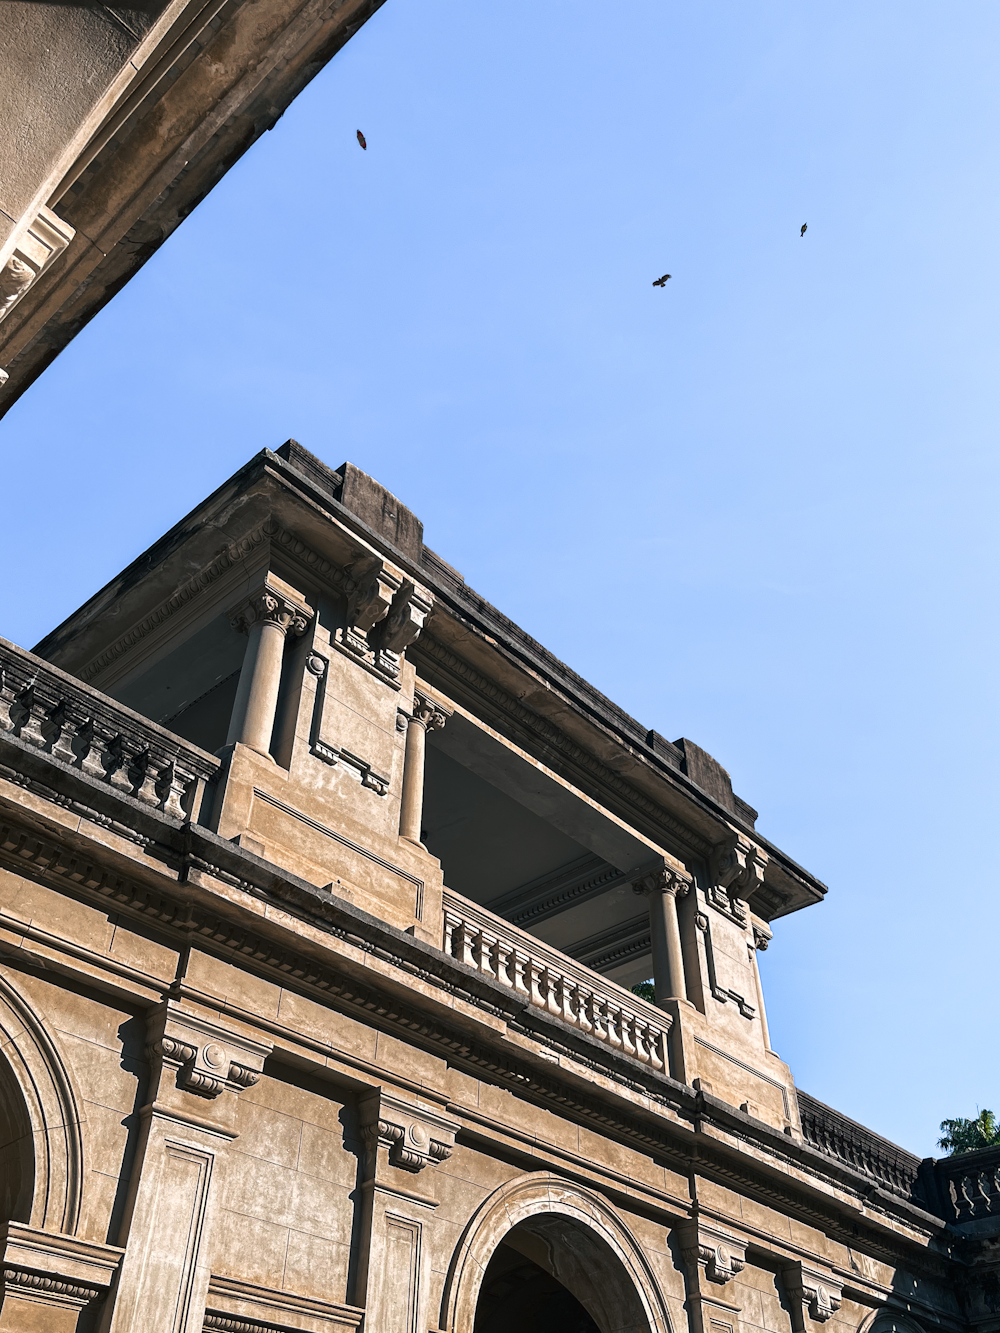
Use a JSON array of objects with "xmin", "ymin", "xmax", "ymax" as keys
[
  {"xmin": 633, "ymin": 865, "xmax": 692, "ymax": 1005},
  {"xmin": 398, "ymin": 690, "xmax": 450, "ymax": 845},
  {"xmin": 226, "ymin": 580, "xmax": 312, "ymax": 757},
  {"xmin": 749, "ymin": 921, "xmax": 773, "ymax": 1051}
]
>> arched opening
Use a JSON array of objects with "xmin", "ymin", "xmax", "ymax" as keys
[
  {"xmin": 443, "ymin": 1173, "xmax": 669, "ymax": 1333},
  {"xmin": 475, "ymin": 1230, "xmax": 599, "ymax": 1333},
  {"xmin": 0, "ymin": 1053, "xmax": 33, "ymax": 1224}
]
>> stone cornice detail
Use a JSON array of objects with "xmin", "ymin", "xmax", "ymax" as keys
[
  {"xmin": 632, "ymin": 864, "xmax": 692, "ymax": 899},
  {"xmin": 711, "ymin": 831, "xmax": 768, "ymax": 903},
  {"xmin": 0, "ymin": 1222, "xmax": 123, "ymax": 1311},
  {"xmin": 228, "ymin": 580, "xmax": 312, "ymax": 638},
  {"xmin": 73, "ymin": 521, "xmax": 353, "ymax": 685}
]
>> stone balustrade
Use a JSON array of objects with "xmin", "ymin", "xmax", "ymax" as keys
[
  {"xmin": 797, "ymin": 1091, "xmax": 925, "ymax": 1200},
  {"xmin": 442, "ymin": 891, "xmax": 670, "ymax": 1072},
  {"xmin": 937, "ymin": 1147, "xmax": 1000, "ymax": 1223},
  {"xmin": 0, "ymin": 636, "xmax": 219, "ymax": 819}
]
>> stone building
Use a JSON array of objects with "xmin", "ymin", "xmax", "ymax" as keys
[{"xmin": 0, "ymin": 440, "xmax": 994, "ymax": 1332}]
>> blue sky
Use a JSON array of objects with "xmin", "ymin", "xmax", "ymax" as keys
[{"xmin": 3, "ymin": 0, "xmax": 998, "ymax": 1156}]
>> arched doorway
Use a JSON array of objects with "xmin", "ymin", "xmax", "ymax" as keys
[{"xmin": 442, "ymin": 1173, "xmax": 670, "ymax": 1333}]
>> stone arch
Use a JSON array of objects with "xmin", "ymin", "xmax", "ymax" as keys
[
  {"xmin": 858, "ymin": 1313, "xmax": 927, "ymax": 1333},
  {"xmin": 441, "ymin": 1172, "xmax": 672, "ymax": 1333},
  {"xmin": 0, "ymin": 969, "xmax": 84, "ymax": 1234}
]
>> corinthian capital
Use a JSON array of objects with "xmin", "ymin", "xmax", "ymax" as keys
[
  {"xmin": 411, "ymin": 689, "xmax": 451, "ymax": 732},
  {"xmin": 229, "ymin": 577, "xmax": 313, "ymax": 638},
  {"xmin": 631, "ymin": 862, "xmax": 692, "ymax": 899}
]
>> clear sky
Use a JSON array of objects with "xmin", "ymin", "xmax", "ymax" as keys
[{"xmin": 2, "ymin": 0, "xmax": 998, "ymax": 1157}]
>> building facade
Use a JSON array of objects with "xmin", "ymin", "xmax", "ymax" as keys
[{"xmin": 0, "ymin": 440, "xmax": 994, "ymax": 1332}]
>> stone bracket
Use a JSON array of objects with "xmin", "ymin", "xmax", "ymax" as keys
[
  {"xmin": 0, "ymin": 206, "xmax": 75, "ymax": 332},
  {"xmin": 784, "ymin": 1262, "xmax": 843, "ymax": 1327},
  {"xmin": 147, "ymin": 1001, "xmax": 272, "ymax": 1100},
  {"xmin": 681, "ymin": 1220, "xmax": 748, "ymax": 1285},
  {"xmin": 360, "ymin": 1089, "xmax": 459, "ymax": 1174},
  {"xmin": 710, "ymin": 831, "xmax": 768, "ymax": 909}
]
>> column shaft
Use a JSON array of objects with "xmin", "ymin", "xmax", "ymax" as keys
[
  {"xmin": 225, "ymin": 583, "xmax": 311, "ymax": 758},
  {"xmin": 399, "ymin": 717, "xmax": 427, "ymax": 843},
  {"xmin": 634, "ymin": 867, "xmax": 691, "ymax": 1006}
]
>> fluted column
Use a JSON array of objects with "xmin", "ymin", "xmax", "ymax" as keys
[
  {"xmin": 399, "ymin": 690, "xmax": 450, "ymax": 845},
  {"xmin": 749, "ymin": 920, "xmax": 773, "ymax": 1051},
  {"xmin": 226, "ymin": 582, "xmax": 312, "ymax": 757},
  {"xmin": 633, "ymin": 865, "xmax": 692, "ymax": 1005}
]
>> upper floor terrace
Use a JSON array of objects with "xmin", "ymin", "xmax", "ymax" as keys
[{"xmin": 0, "ymin": 445, "xmax": 848, "ymax": 1133}]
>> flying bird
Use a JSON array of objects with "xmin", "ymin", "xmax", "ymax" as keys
[
  {"xmin": 357, "ymin": 130, "xmax": 367, "ymax": 150},
  {"xmin": 800, "ymin": 223, "xmax": 807, "ymax": 237},
  {"xmin": 652, "ymin": 273, "xmax": 671, "ymax": 287}
]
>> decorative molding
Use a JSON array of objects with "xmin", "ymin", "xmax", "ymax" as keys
[
  {"xmin": 333, "ymin": 559, "xmax": 433, "ymax": 688},
  {"xmin": 1, "ymin": 1268, "xmax": 103, "ymax": 1308},
  {"xmin": 73, "ymin": 521, "xmax": 352, "ymax": 685},
  {"xmin": 488, "ymin": 854, "xmax": 630, "ymax": 930},
  {"xmin": 694, "ymin": 913, "xmax": 756, "ymax": 1018},
  {"xmin": 306, "ymin": 657, "xmax": 390, "ymax": 794},
  {"xmin": 797, "ymin": 1091, "xmax": 923, "ymax": 1201},
  {"xmin": 0, "ymin": 1221, "xmax": 122, "ymax": 1311},
  {"xmin": 0, "ymin": 207, "xmax": 75, "ymax": 325},
  {"xmin": 784, "ymin": 1263, "xmax": 843, "ymax": 1327},
  {"xmin": 751, "ymin": 920, "xmax": 772, "ymax": 952},
  {"xmin": 204, "ymin": 1273, "xmax": 364, "ymax": 1333},
  {"xmin": 360, "ymin": 1090, "xmax": 458, "ymax": 1173},
  {"xmin": 681, "ymin": 1220, "xmax": 748, "ymax": 1284}
]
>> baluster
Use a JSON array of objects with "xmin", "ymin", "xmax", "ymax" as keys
[
  {"xmin": 443, "ymin": 912, "xmax": 458, "ymax": 957},
  {"xmin": 955, "ymin": 1175, "xmax": 976, "ymax": 1222},
  {"xmin": 620, "ymin": 1013, "xmax": 637, "ymax": 1060},
  {"xmin": 974, "ymin": 1170, "xmax": 992, "ymax": 1219},
  {"xmin": 987, "ymin": 1165, "xmax": 1000, "ymax": 1215},
  {"xmin": 528, "ymin": 959, "xmax": 544, "ymax": 1007},
  {"xmin": 10, "ymin": 683, "xmax": 46, "ymax": 748},
  {"xmin": 0, "ymin": 666, "xmax": 12, "ymax": 732},
  {"xmin": 474, "ymin": 930, "xmax": 497, "ymax": 979},
  {"xmin": 633, "ymin": 1019, "xmax": 652, "ymax": 1065},
  {"xmin": 155, "ymin": 759, "xmax": 191, "ymax": 818},
  {"xmin": 648, "ymin": 1026, "xmax": 666, "ymax": 1073},
  {"xmin": 44, "ymin": 700, "xmax": 76, "ymax": 764},
  {"xmin": 71, "ymin": 719, "xmax": 106, "ymax": 780},
  {"xmin": 454, "ymin": 920, "xmax": 476, "ymax": 968},
  {"xmin": 587, "ymin": 993, "xmax": 608, "ymax": 1043},
  {"xmin": 544, "ymin": 969, "xmax": 563, "ymax": 1019},
  {"xmin": 575, "ymin": 988, "xmax": 593, "ymax": 1035},
  {"xmin": 102, "ymin": 733, "xmax": 135, "ymax": 793},
  {"xmin": 131, "ymin": 749, "xmax": 161, "ymax": 806},
  {"xmin": 558, "ymin": 976, "xmax": 576, "ymax": 1026},
  {"xmin": 510, "ymin": 950, "xmax": 530, "ymax": 996},
  {"xmin": 605, "ymin": 1005, "xmax": 624, "ymax": 1051}
]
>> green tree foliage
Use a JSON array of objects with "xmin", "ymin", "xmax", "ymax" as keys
[
  {"xmin": 631, "ymin": 980, "xmax": 655, "ymax": 1003},
  {"xmin": 938, "ymin": 1110, "xmax": 1000, "ymax": 1155}
]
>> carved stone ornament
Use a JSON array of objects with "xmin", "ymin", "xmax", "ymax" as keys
[
  {"xmin": 681, "ymin": 1222, "xmax": 748, "ymax": 1285},
  {"xmin": 0, "ymin": 206, "xmax": 75, "ymax": 326},
  {"xmin": 359, "ymin": 1091, "xmax": 458, "ymax": 1173},
  {"xmin": 710, "ymin": 831, "xmax": 768, "ymax": 904},
  {"xmin": 378, "ymin": 580, "xmax": 433, "ymax": 654},
  {"xmin": 751, "ymin": 920, "xmax": 772, "ymax": 952},
  {"xmin": 631, "ymin": 864, "xmax": 692, "ymax": 900},
  {"xmin": 784, "ymin": 1263, "xmax": 843, "ymax": 1326},
  {"xmin": 230, "ymin": 584, "xmax": 312, "ymax": 638},
  {"xmin": 147, "ymin": 1003, "xmax": 271, "ymax": 1100},
  {"xmin": 411, "ymin": 689, "xmax": 451, "ymax": 733}
]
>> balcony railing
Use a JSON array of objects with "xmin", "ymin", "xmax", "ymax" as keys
[
  {"xmin": 0, "ymin": 636, "xmax": 219, "ymax": 819},
  {"xmin": 797, "ymin": 1090, "xmax": 925, "ymax": 1200},
  {"xmin": 936, "ymin": 1146, "xmax": 1000, "ymax": 1223},
  {"xmin": 442, "ymin": 890, "xmax": 670, "ymax": 1072}
]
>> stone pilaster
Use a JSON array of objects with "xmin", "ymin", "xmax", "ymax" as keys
[{"xmin": 98, "ymin": 1002, "xmax": 271, "ymax": 1333}]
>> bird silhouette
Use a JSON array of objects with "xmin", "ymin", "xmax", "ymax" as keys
[
  {"xmin": 652, "ymin": 273, "xmax": 671, "ymax": 287},
  {"xmin": 800, "ymin": 223, "xmax": 807, "ymax": 237},
  {"xmin": 357, "ymin": 130, "xmax": 367, "ymax": 150}
]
